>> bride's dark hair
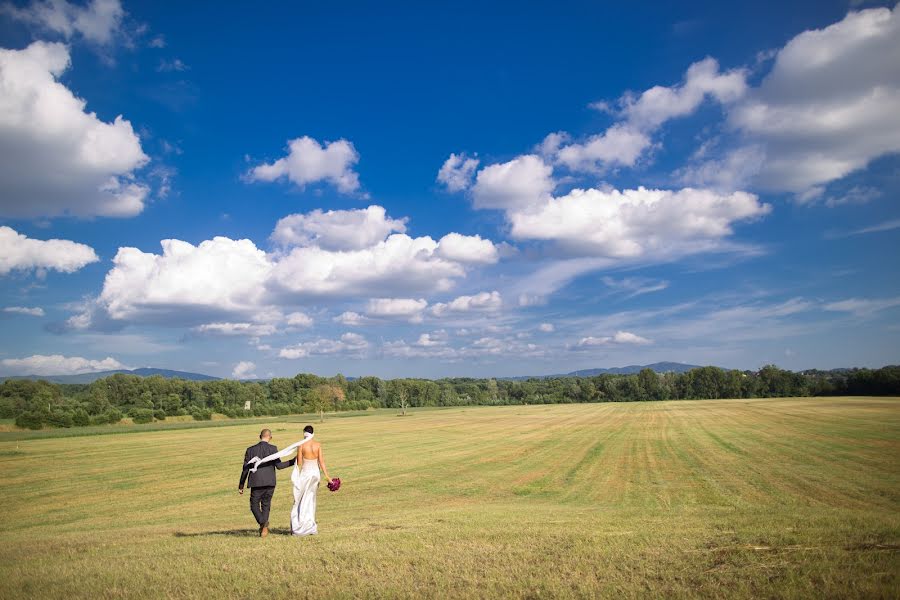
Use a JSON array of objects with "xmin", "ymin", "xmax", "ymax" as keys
[{"xmin": 304, "ymin": 425, "xmax": 314, "ymax": 434}]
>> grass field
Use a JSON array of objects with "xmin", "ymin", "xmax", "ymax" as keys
[{"xmin": 0, "ymin": 397, "xmax": 898, "ymax": 599}]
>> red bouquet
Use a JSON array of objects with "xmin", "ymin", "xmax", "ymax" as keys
[{"xmin": 327, "ymin": 477, "xmax": 341, "ymax": 492}]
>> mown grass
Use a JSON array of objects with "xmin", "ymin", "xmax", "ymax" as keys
[{"xmin": 0, "ymin": 397, "xmax": 897, "ymax": 599}]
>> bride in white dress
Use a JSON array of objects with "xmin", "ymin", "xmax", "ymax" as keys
[{"xmin": 290, "ymin": 425, "xmax": 332, "ymax": 536}]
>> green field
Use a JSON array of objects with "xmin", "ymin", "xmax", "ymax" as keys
[{"xmin": 0, "ymin": 397, "xmax": 897, "ymax": 599}]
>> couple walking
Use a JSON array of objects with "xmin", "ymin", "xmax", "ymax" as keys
[{"xmin": 238, "ymin": 425, "xmax": 337, "ymax": 537}]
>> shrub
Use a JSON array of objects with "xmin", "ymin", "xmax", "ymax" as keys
[
  {"xmin": 71, "ymin": 408, "xmax": 90, "ymax": 427},
  {"xmin": 15, "ymin": 411, "xmax": 44, "ymax": 430},
  {"xmin": 153, "ymin": 409, "xmax": 167, "ymax": 421},
  {"xmin": 104, "ymin": 408, "xmax": 123, "ymax": 424},
  {"xmin": 191, "ymin": 408, "xmax": 213, "ymax": 421},
  {"xmin": 47, "ymin": 410, "xmax": 74, "ymax": 428},
  {"xmin": 130, "ymin": 408, "xmax": 154, "ymax": 424}
]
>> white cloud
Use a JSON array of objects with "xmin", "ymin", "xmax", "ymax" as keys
[
  {"xmin": 556, "ymin": 125, "xmax": 651, "ymax": 171},
  {"xmin": 436, "ymin": 233, "xmax": 499, "ymax": 264},
  {"xmin": 601, "ymin": 276, "xmax": 669, "ymax": 298},
  {"xmin": 620, "ymin": 57, "xmax": 747, "ymax": 130},
  {"xmin": 823, "ymin": 186, "xmax": 881, "ymax": 208},
  {"xmin": 437, "ymin": 152, "xmax": 479, "ymax": 192},
  {"xmin": 676, "ymin": 145, "xmax": 766, "ymax": 192},
  {"xmin": 431, "ymin": 291, "xmax": 502, "ymax": 317},
  {"xmin": 231, "ymin": 360, "xmax": 257, "ymax": 379},
  {"xmin": 0, "ymin": 226, "xmax": 99, "ymax": 276},
  {"xmin": 0, "ymin": 353, "xmax": 126, "ymax": 376},
  {"xmin": 286, "ymin": 311, "xmax": 313, "ymax": 327},
  {"xmin": 365, "ymin": 297, "xmax": 428, "ymax": 322},
  {"xmin": 727, "ymin": 5, "xmax": 900, "ymax": 195},
  {"xmin": 80, "ymin": 215, "xmax": 497, "ymax": 328},
  {"xmin": 841, "ymin": 218, "xmax": 900, "ymax": 237},
  {"xmin": 2, "ymin": 306, "xmax": 44, "ymax": 316},
  {"xmin": 554, "ymin": 57, "xmax": 746, "ymax": 171},
  {"xmin": 98, "ymin": 236, "xmax": 273, "ymax": 321},
  {"xmin": 247, "ymin": 136, "xmax": 361, "ymax": 193},
  {"xmin": 0, "ymin": 42, "xmax": 149, "ymax": 218},
  {"xmin": 413, "ymin": 332, "xmax": 447, "ymax": 347},
  {"xmin": 471, "ymin": 154, "xmax": 554, "ymax": 210},
  {"xmin": 824, "ymin": 296, "xmax": 900, "ymax": 317},
  {"xmin": 333, "ymin": 311, "xmax": 364, "ymax": 326},
  {"xmin": 538, "ymin": 322, "xmax": 554, "ymax": 333},
  {"xmin": 193, "ymin": 322, "xmax": 277, "ymax": 337},
  {"xmin": 279, "ymin": 332, "xmax": 369, "ymax": 359},
  {"xmin": 271, "ymin": 205, "xmax": 406, "ymax": 250},
  {"xmin": 576, "ymin": 331, "xmax": 652, "ymax": 347},
  {"xmin": 506, "ymin": 186, "xmax": 769, "ymax": 259},
  {"xmin": 271, "ymin": 233, "xmax": 466, "ymax": 297},
  {"xmin": 3, "ymin": 0, "xmax": 125, "ymax": 45}
]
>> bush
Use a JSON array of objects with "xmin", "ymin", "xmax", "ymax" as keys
[
  {"xmin": 15, "ymin": 411, "xmax": 44, "ymax": 430},
  {"xmin": 191, "ymin": 408, "xmax": 213, "ymax": 421},
  {"xmin": 104, "ymin": 408, "xmax": 123, "ymax": 424},
  {"xmin": 47, "ymin": 410, "xmax": 74, "ymax": 428},
  {"xmin": 153, "ymin": 409, "xmax": 167, "ymax": 421},
  {"xmin": 130, "ymin": 408, "xmax": 154, "ymax": 424},
  {"xmin": 72, "ymin": 408, "xmax": 90, "ymax": 427}
]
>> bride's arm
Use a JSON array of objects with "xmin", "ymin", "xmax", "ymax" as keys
[{"xmin": 318, "ymin": 446, "xmax": 331, "ymax": 481}]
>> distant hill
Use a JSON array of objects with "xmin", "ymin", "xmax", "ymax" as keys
[
  {"xmin": 3, "ymin": 368, "xmax": 219, "ymax": 384},
  {"xmin": 503, "ymin": 362, "xmax": 706, "ymax": 381}
]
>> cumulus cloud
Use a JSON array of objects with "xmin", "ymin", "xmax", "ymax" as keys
[
  {"xmin": 333, "ymin": 311, "xmax": 364, "ymax": 326},
  {"xmin": 271, "ymin": 205, "xmax": 406, "ymax": 250},
  {"xmin": 98, "ymin": 237, "xmax": 273, "ymax": 322},
  {"xmin": 247, "ymin": 136, "xmax": 361, "ymax": 193},
  {"xmin": 431, "ymin": 291, "xmax": 502, "ymax": 317},
  {"xmin": 64, "ymin": 197, "xmax": 501, "ymax": 329},
  {"xmin": 286, "ymin": 311, "xmax": 313, "ymax": 327},
  {"xmin": 437, "ymin": 152, "xmax": 479, "ymax": 192},
  {"xmin": 0, "ymin": 42, "xmax": 149, "ymax": 218},
  {"xmin": 365, "ymin": 297, "xmax": 428, "ymax": 322},
  {"xmin": 471, "ymin": 154, "xmax": 554, "ymax": 210},
  {"xmin": 729, "ymin": 6, "xmax": 900, "ymax": 195},
  {"xmin": 279, "ymin": 332, "xmax": 369, "ymax": 359},
  {"xmin": 270, "ymin": 233, "xmax": 466, "ymax": 297},
  {"xmin": 2, "ymin": 306, "xmax": 44, "ymax": 316},
  {"xmin": 576, "ymin": 331, "xmax": 652, "ymax": 347},
  {"xmin": 0, "ymin": 226, "xmax": 99, "ymax": 276},
  {"xmin": 436, "ymin": 233, "xmax": 499, "ymax": 264},
  {"xmin": 538, "ymin": 322, "xmax": 554, "ymax": 333},
  {"xmin": 554, "ymin": 57, "xmax": 746, "ymax": 172},
  {"xmin": 231, "ymin": 360, "xmax": 257, "ymax": 379},
  {"xmin": 3, "ymin": 0, "xmax": 125, "ymax": 46},
  {"xmin": 0, "ymin": 353, "xmax": 126, "ymax": 375},
  {"xmin": 506, "ymin": 185, "xmax": 769, "ymax": 259}
]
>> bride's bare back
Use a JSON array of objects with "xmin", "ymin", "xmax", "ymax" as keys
[
  {"xmin": 299, "ymin": 440, "xmax": 320, "ymax": 460},
  {"xmin": 298, "ymin": 439, "xmax": 330, "ymax": 481}
]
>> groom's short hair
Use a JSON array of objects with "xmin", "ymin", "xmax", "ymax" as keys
[{"xmin": 259, "ymin": 428, "xmax": 272, "ymax": 440}]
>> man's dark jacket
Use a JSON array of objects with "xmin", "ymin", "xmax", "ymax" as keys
[{"xmin": 239, "ymin": 441, "xmax": 295, "ymax": 489}]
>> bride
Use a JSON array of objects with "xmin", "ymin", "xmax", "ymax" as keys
[{"xmin": 290, "ymin": 425, "xmax": 331, "ymax": 536}]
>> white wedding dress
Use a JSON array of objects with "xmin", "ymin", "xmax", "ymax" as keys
[{"xmin": 290, "ymin": 458, "xmax": 320, "ymax": 536}]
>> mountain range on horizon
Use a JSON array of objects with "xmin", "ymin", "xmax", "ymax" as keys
[
  {"xmin": 2, "ymin": 367, "xmax": 221, "ymax": 385},
  {"xmin": 3, "ymin": 362, "xmax": 709, "ymax": 384}
]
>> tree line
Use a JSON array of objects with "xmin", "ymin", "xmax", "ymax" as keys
[{"xmin": 1, "ymin": 364, "xmax": 898, "ymax": 430}]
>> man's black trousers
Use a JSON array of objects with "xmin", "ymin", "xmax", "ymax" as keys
[{"xmin": 249, "ymin": 486, "xmax": 275, "ymax": 526}]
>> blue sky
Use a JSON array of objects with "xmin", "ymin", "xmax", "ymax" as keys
[{"xmin": 1, "ymin": 0, "xmax": 898, "ymax": 379}]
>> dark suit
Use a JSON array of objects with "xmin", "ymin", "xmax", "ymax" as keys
[{"xmin": 239, "ymin": 441, "xmax": 295, "ymax": 527}]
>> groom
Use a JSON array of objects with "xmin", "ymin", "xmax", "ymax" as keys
[{"xmin": 239, "ymin": 428, "xmax": 295, "ymax": 538}]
